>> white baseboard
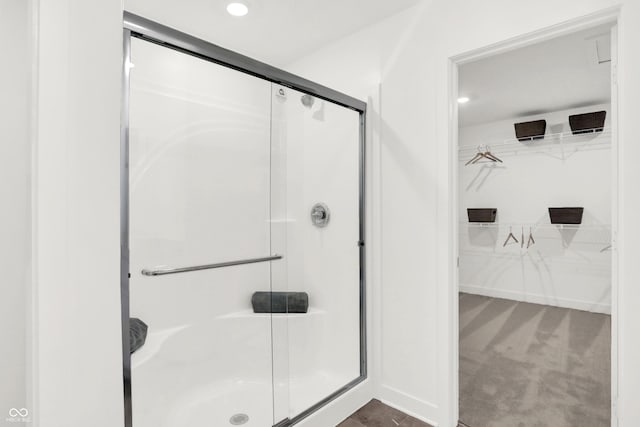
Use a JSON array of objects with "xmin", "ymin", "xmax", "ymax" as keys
[
  {"xmin": 377, "ymin": 385, "xmax": 440, "ymax": 426},
  {"xmin": 459, "ymin": 284, "xmax": 611, "ymax": 314}
]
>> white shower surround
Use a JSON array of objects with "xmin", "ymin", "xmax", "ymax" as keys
[
  {"xmin": 130, "ymin": 314, "xmax": 355, "ymax": 427},
  {"xmin": 127, "ymin": 37, "xmax": 361, "ymax": 426}
]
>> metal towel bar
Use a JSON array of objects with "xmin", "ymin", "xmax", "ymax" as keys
[{"xmin": 141, "ymin": 254, "xmax": 283, "ymax": 276}]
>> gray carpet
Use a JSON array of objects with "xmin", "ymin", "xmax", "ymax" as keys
[{"xmin": 459, "ymin": 293, "xmax": 610, "ymax": 427}]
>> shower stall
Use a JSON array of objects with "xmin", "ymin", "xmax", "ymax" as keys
[{"xmin": 120, "ymin": 13, "xmax": 366, "ymax": 427}]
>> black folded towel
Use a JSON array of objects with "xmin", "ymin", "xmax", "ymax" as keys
[
  {"xmin": 251, "ymin": 292, "xmax": 309, "ymax": 314},
  {"xmin": 129, "ymin": 318, "xmax": 148, "ymax": 354}
]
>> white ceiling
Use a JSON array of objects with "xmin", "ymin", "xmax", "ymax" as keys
[
  {"xmin": 459, "ymin": 24, "xmax": 613, "ymax": 127},
  {"xmin": 125, "ymin": 0, "xmax": 421, "ymax": 67}
]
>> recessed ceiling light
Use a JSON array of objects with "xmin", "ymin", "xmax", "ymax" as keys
[
  {"xmin": 457, "ymin": 96, "xmax": 470, "ymax": 104},
  {"xmin": 227, "ymin": 2, "xmax": 249, "ymax": 17}
]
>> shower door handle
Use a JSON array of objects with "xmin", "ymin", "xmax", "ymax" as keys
[{"xmin": 141, "ymin": 254, "xmax": 283, "ymax": 276}]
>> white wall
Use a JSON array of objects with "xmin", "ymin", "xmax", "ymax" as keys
[
  {"xmin": 291, "ymin": 1, "xmax": 640, "ymax": 426},
  {"xmin": 0, "ymin": 0, "xmax": 31, "ymax": 416},
  {"xmin": 29, "ymin": 1, "xmax": 640, "ymax": 427},
  {"xmin": 34, "ymin": 0, "xmax": 124, "ymax": 426},
  {"xmin": 459, "ymin": 104, "xmax": 612, "ymax": 314},
  {"xmin": 380, "ymin": 1, "xmax": 638, "ymax": 426}
]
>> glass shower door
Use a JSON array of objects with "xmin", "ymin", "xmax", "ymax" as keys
[
  {"xmin": 128, "ymin": 38, "xmax": 276, "ymax": 427},
  {"xmin": 270, "ymin": 84, "xmax": 362, "ymax": 423},
  {"xmin": 125, "ymin": 30, "xmax": 365, "ymax": 427}
]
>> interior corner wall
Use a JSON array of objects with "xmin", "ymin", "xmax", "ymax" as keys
[
  {"xmin": 34, "ymin": 1, "xmax": 125, "ymax": 426},
  {"xmin": 285, "ymin": 6, "xmax": 418, "ymax": 102},
  {"xmin": 377, "ymin": 0, "xmax": 639, "ymax": 426},
  {"xmin": 0, "ymin": 0, "xmax": 31, "ymax": 415},
  {"xmin": 285, "ymin": 5, "xmax": 425, "ymax": 420}
]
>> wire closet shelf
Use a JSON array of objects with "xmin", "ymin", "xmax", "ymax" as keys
[
  {"xmin": 459, "ymin": 222, "xmax": 612, "ymax": 252},
  {"xmin": 459, "ymin": 222, "xmax": 611, "ymax": 231},
  {"xmin": 458, "ymin": 127, "xmax": 612, "ymax": 161}
]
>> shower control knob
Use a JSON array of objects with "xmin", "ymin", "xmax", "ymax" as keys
[{"xmin": 310, "ymin": 203, "xmax": 330, "ymax": 228}]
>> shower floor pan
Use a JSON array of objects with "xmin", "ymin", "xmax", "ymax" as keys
[
  {"xmin": 130, "ymin": 314, "xmax": 358, "ymax": 426},
  {"xmin": 164, "ymin": 379, "xmax": 272, "ymax": 427},
  {"xmin": 133, "ymin": 371, "xmax": 353, "ymax": 427}
]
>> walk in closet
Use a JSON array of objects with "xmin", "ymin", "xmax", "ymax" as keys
[{"xmin": 457, "ymin": 24, "xmax": 613, "ymax": 427}]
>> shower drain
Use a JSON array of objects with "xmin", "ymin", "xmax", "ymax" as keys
[{"xmin": 229, "ymin": 413, "xmax": 249, "ymax": 425}]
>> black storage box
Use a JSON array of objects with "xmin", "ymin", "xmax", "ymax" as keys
[
  {"xmin": 514, "ymin": 120, "xmax": 546, "ymax": 142},
  {"xmin": 568, "ymin": 111, "xmax": 606, "ymax": 135},
  {"xmin": 548, "ymin": 207, "xmax": 584, "ymax": 225},
  {"xmin": 467, "ymin": 208, "xmax": 497, "ymax": 223}
]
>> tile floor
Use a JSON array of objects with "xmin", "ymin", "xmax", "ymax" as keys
[{"xmin": 338, "ymin": 399, "xmax": 433, "ymax": 427}]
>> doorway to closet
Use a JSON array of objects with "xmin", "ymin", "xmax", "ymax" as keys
[{"xmin": 455, "ymin": 22, "xmax": 616, "ymax": 427}]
